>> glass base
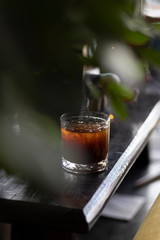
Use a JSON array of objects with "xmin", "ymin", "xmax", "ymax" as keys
[{"xmin": 62, "ymin": 158, "xmax": 108, "ymax": 174}]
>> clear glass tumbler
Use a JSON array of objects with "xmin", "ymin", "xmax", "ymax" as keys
[{"xmin": 60, "ymin": 111, "xmax": 110, "ymax": 174}]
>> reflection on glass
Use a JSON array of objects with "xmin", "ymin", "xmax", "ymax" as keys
[{"xmin": 61, "ymin": 111, "xmax": 110, "ymax": 174}]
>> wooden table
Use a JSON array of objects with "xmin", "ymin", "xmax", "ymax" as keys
[{"xmin": 0, "ymin": 80, "xmax": 160, "ymax": 240}]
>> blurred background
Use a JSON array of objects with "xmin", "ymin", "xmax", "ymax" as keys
[{"xmin": 0, "ymin": 0, "xmax": 159, "ymax": 188}]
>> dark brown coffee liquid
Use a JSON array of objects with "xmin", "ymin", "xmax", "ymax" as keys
[{"xmin": 61, "ymin": 119, "xmax": 109, "ymax": 164}]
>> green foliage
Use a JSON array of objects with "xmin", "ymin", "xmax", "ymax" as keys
[
  {"xmin": 0, "ymin": 0, "xmax": 160, "ymax": 187},
  {"xmin": 0, "ymin": 0, "xmax": 159, "ymax": 117},
  {"xmin": 106, "ymin": 82, "xmax": 135, "ymax": 119},
  {"xmin": 139, "ymin": 48, "xmax": 160, "ymax": 66}
]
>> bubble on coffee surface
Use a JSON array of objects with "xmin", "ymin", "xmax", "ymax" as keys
[{"xmin": 64, "ymin": 116, "xmax": 107, "ymax": 133}]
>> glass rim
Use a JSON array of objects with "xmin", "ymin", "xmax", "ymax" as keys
[{"xmin": 60, "ymin": 110, "xmax": 110, "ymax": 122}]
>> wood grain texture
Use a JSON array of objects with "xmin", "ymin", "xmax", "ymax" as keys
[{"xmin": 0, "ymin": 81, "xmax": 159, "ymax": 233}]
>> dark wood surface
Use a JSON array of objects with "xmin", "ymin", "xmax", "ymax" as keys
[
  {"xmin": 76, "ymin": 154, "xmax": 160, "ymax": 240},
  {"xmin": 0, "ymin": 80, "xmax": 159, "ymax": 235}
]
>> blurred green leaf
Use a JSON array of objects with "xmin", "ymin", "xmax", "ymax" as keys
[
  {"xmin": 139, "ymin": 48, "xmax": 160, "ymax": 66},
  {"xmin": 107, "ymin": 82, "xmax": 134, "ymax": 119},
  {"xmin": 0, "ymin": 0, "xmax": 159, "ymax": 119},
  {"xmin": 108, "ymin": 93, "xmax": 128, "ymax": 119},
  {"xmin": 151, "ymin": 23, "xmax": 160, "ymax": 35},
  {"xmin": 0, "ymin": 0, "xmax": 160, "ymax": 188},
  {"xmin": 87, "ymin": 76, "xmax": 134, "ymax": 119},
  {"xmin": 124, "ymin": 30, "xmax": 150, "ymax": 46},
  {"xmin": 102, "ymin": 81, "xmax": 135, "ymax": 102},
  {"xmin": 122, "ymin": 13, "xmax": 153, "ymax": 37},
  {"xmin": 86, "ymin": 78, "xmax": 101, "ymax": 99}
]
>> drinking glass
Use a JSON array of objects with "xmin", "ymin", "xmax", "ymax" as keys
[{"xmin": 60, "ymin": 111, "xmax": 110, "ymax": 174}]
